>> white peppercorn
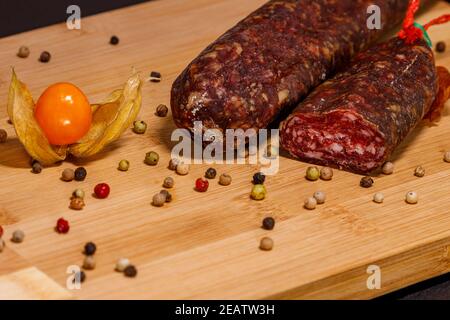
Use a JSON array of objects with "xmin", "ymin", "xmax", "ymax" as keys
[
  {"xmin": 320, "ymin": 167, "xmax": 333, "ymax": 181},
  {"xmin": 0, "ymin": 239, "xmax": 5, "ymax": 252},
  {"xmin": 259, "ymin": 237, "xmax": 274, "ymax": 251},
  {"xmin": 405, "ymin": 191, "xmax": 418, "ymax": 204},
  {"xmin": 176, "ymin": 162, "xmax": 189, "ymax": 175},
  {"xmin": 313, "ymin": 191, "xmax": 326, "ymax": 204},
  {"xmin": 61, "ymin": 168, "xmax": 75, "ymax": 181},
  {"xmin": 382, "ymin": 162, "xmax": 394, "ymax": 175},
  {"xmin": 115, "ymin": 258, "xmax": 130, "ymax": 272},
  {"xmin": 373, "ymin": 192, "xmax": 384, "ymax": 204},
  {"xmin": 219, "ymin": 173, "xmax": 232, "ymax": 186},
  {"xmin": 304, "ymin": 197, "xmax": 317, "ymax": 210},
  {"xmin": 444, "ymin": 151, "xmax": 450, "ymax": 163},
  {"xmin": 73, "ymin": 189, "xmax": 85, "ymax": 199},
  {"xmin": 414, "ymin": 166, "xmax": 425, "ymax": 177},
  {"xmin": 152, "ymin": 192, "xmax": 166, "ymax": 207},
  {"xmin": 168, "ymin": 158, "xmax": 180, "ymax": 171}
]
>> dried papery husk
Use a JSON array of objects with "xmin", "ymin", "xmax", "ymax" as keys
[
  {"xmin": 69, "ymin": 72, "xmax": 142, "ymax": 157},
  {"xmin": 8, "ymin": 70, "xmax": 67, "ymax": 165},
  {"xmin": 7, "ymin": 70, "xmax": 142, "ymax": 165}
]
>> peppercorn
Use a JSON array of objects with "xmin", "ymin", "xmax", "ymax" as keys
[
  {"xmin": 124, "ymin": 265, "xmax": 138, "ymax": 277},
  {"xmin": 251, "ymin": 184, "xmax": 266, "ymax": 200},
  {"xmin": 74, "ymin": 167, "xmax": 87, "ymax": 181},
  {"xmin": 11, "ymin": 230, "xmax": 25, "ymax": 243},
  {"xmin": 110, "ymin": 35, "xmax": 119, "ymax": 45},
  {"xmin": 39, "ymin": 51, "xmax": 51, "ymax": 63},
  {"xmin": 205, "ymin": 168, "xmax": 217, "ymax": 179},
  {"xmin": 306, "ymin": 166, "xmax": 320, "ymax": 181},
  {"xmin": 133, "ymin": 120, "xmax": 147, "ymax": 134},
  {"xmin": 0, "ymin": 129, "xmax": 7, "ymax": 143},
  {"xmin": 163, "ymin": 177, "xmax": 174, "ymax": 188},
  {"xmin": 84, "ymin": 242, "xmax": 97, "ymax": 256},
  {"xmin": 414, "ymin": 166, "xmax": 425, "ymax": 178},
  {"xmin": 313, "ymin": 191, "xmax": 326, "ymax": 205},
  {"xmin": 168, "ymin": 158, "xmax": 180, "ymax": 171},
  {"xmin": 373, "ymin": 192, "xmax": 384, "ymax": 204},
  {"xmin": 115, "ymin": 258, "xmax": 130, "ymax": 272},
  {"xmin": 0, "ymin": 239, "xmax": 5, "ymax": 253},
  {"xmin": 382, "ymin": 162, "xmax": 394, "ymax": 175},
  {"xmin": 152, "ymin": 192, "xmax": 166, "ymax": 207},
  {"xmin": 304, "ymin": 197, "xmax": 317, "ymax": 210},
  {"xmin": 252, "ymin": 172, "xmax": 266, "ymax": 185},
  {"xmin": 149, "ymin": 71, "xmax": 161, "ymax": 83},
  {"xmin": 195, "ymin": 178, "xmax": 209, "ymax": 192},
  {"xmin": 160, "ymin": 190, "xmax": 172, "ymax": 203},
  {"xmin": 31, "ymin": 160, "xmax": 42, "ymax": 174},
  {"xmin": 56, "ymin": 218, "xmax": 70, "ymax": 234},
  {"xmin": 436, "ymin": 41, "xmax": 446, "ymax": 53},
  {"xmin": 94, "ymin": 183, "xmax": 110, "ymax": 199},
  {"xmin": 405, "ymin": 191, "xmax": 418, "ymax": 204},
  {"xmin": 73, "ymin": 271, "xmax": 86, "ymax": 284},
  {"xmin": 262, "ymin": 217, "xmax": 275, "ymax": 230},
  {"xmin": 360, "ymin": 176, "xmax": 374, "ymax": 188},
  {"xmin": 259, "ymin": 237, "xmax": 274, "ymax": 251},
  {"xmin": 155, "ymin": 104, "xmax": 168, "ymax": 117},
  {"xmin": 176, "ymin": 162, "xmax": 189, "ymax": 175},
  {"xmin": 70, "ymin": 197, "xmax": 85, "ymax": 210},
  {"xmin": 0, "ymin": 225, "xmax": 3, "ymax": 238},
  {"xmin": 144, "ymin": 151, "xmax": 159, "ymax": 166},
  {"xmin": 118, "ymin": 159, "xmax": 130, "ymax": 171},
  {"xmin": 61, "ymin": 168, "xmax": 75, "ymax": 182},
  {"xmin": 17, "ymin": 46, "xmax": 30, "ymax": 58},
  {"xmin": 320, "ymin": 167, "xmax": 333, "ymax": 181},
  {"xmin": 444, "ymin": 151, "xmax": 450, "ymax": 163},
  {"xmin": 73, "ymin": 188, "xmax": 85, "ymax": 199},
  {"xmin": 219, "ymin": 173, "xmax": 232, "ymax": 186},
  {"xmin": 83, "ymin": 255, "xmax": 96, "ymax": 270}
]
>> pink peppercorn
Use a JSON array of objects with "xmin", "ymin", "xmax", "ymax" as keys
[
  {"xmin": 56, "ymin": 218, "xmax": 70, "ymax": 234},
  {"xmin": 195, "ymin": 178, "xmax": 209, "ymax": 192},
  {"xmin": 0, "ymin": 226, "xmax": 3, "ymax": 238},
  {"xmin": 94, "ymin": 183, "xmax": 110, "ymax": 199}
]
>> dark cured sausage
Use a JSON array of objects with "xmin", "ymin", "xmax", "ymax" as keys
[
  {"xmin": 279, "ymin": 37, "xmax": 439, "ymax": 174},
  {"xmin": 171, "ymin": 0, "xmax": 412, "ymax": 134}
]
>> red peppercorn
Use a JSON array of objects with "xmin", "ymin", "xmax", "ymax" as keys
[
  {"xmin": 195, "ymin": 178, "xmax": 209, "ymax": 192},
  {"xmin": 0, "ymin": 225, "xmax": 3, "ymax": 238},
  {"xmin": 94, "ymin": 183, "xmax": 110, "ymax": 199},
  {"xmin": 56, "ymin": 218, "xmax": 70, "ymax": 234}
]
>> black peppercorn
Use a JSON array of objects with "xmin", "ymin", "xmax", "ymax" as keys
[
  {"xmin": 74, "ymin": 167, "xmax": 87, "ymax": 181},
  {"xmin": 124, "ymin": 265, "xmax": 137, "ymax": 278},
  {"xmin": 110, "ymin": 35, "xmax": 119, "ymax": 45},
  {"xmin": 31, "ymin": 160, "xmax": 42, "ymax": 174},
  {"xmin": 360, "ymin": 176, "xmax": 374, "ymax": 188},
  {"xmin": 84, "ymin": 242, "xmax": 97, "ymax": 255},
  {"xmin": 252, "ymin": 172, "xmax": 266, "ymax": 185},
  {"xmin": 205, "ymin": 168, "xmax": 217, "ymax": 179},
  {"xmin": 436, "ymin": 41, "xmax": 446, "ymax": 53},
  {"xmin": 72, "ymin": 270, "xmax": 86, "ymax": 284},
  {"xmin": 149, "ymin": 71, "xmax": 161, "ymax": 82},
  {"xmin": 155, "ymin": 104, "xmax": 168, "ymax": 117},
  {"xmin": 262, "ymin": 217, "xmax": 275, "ymax": 230},
  {"xmin": 39, "ymin": 51, "xmax": 51, "ymax": 63},
  {"xmin": 160, "ymin": 190, "xmax": 172, "ymax": 203}
]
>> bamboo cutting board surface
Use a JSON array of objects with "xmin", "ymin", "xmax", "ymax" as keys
[{"xmin": 0, "ymin": 0, "xmax": 450, "ymax": 300}]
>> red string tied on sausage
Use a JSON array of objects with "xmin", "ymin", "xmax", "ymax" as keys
[{"xmin": 398, "ymin": 0, "xmax": 450, "ymax": 47}]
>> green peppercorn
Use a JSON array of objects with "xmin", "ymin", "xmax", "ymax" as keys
[
  {"xmin": 252, "ymin": 172, "xmax": 266, "ymax": 185},
  {"xmin": 133, "ymin": 120, "xmax": 147, "ymax": 134},
  {"xmin": 118, "ymin": 160, "xmax": 130, "ymax": 171},
  {"xmin": 360, "ymin": 176, "xmax": 374, "ymax": 188},
  {"xmin": 306, "ymin": 167, "xmax": 320, "ymax": 181},
  {"xmin": 251, "ymin": 184, "xmax": 266, "ymax": 201},
  {"xmin": 144, "ymin": 151, "xmax": 159, "ymax": 166},
  {"xmin": 74, "ymin": 167, "xmax": 87, "ymax": 181},
  {"xmin": 205, "ymin": 168, "xmax": 217, "ymax": 179}
]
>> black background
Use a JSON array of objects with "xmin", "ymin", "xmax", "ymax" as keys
[{"xmin": 0, "ymin": 0, "xmax": 449, "ymax": 300}]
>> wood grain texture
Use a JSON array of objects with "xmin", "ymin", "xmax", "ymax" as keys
[{"xmin": 0, "ymin": 0, "xmax": 450, "ymax": 299}]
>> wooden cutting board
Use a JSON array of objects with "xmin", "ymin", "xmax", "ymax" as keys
[{"xmin": 0, "ymin": 0, "xmax": 450, "ymax": 300}]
